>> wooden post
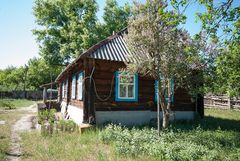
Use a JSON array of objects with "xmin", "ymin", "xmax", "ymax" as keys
[
  {"xmin": 89, "ymin": 59, "xmax": 96, "ymax": 124},
  {"xmin": 43, "ymin": 87, "xmax": 47, "ymax": 103},
  {"xmin": 83, "ymin": 58, "xmax": 90, "ymax": 123},
  {"xmin": 228, "ymin": 96, "xmax": 232, "ymax": 109}
]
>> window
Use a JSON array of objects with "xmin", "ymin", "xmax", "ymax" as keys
[
  {"xmin": 77, "ymin": 72, "xmax": 83, "ymax": 100},
  {"xmin": 155, "ymin": 79, "xmax": 174, "ymax": 103},
  {"xmin": 71, "ymin": 75, "xmax": 76, "ymax": 99},
  {"xmin": 115, "ymin": 71, "xmax": 138, "ymax": 102},
  {"xmin": 62, "ymin": 79, "xmax": 67, "ymax": 99}
]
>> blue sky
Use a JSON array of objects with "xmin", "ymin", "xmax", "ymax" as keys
[{"xmin": 0, "ymin": 0, "xmax": 203, "ymax": 69}]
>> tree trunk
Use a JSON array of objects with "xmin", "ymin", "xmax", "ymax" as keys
[{"xmin": 162, "ymin": 109, "xmax": 170, "ymax": 129}]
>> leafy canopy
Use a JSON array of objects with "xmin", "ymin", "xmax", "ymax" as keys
[
  {"xmin": 33, "ymin": 0, "xmax": 99, "ymax": 65},
  {"xmin": 33, "ymin": 0, "xmax": 132, "ymax": 66},
  {"xmin": 125, "ymin": 0, "xmax": 201, "ymax": 128}
]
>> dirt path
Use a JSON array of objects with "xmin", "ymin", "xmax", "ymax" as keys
[{"xmin": 6, "ymin": 104, "xmax": 37, "ymax": 161}]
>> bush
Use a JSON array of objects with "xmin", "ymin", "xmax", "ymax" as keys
[
  {"xmin": 100, "ymin": 124, "xmax": 239, "ymax": 161},
  {"xmin": 38, "ymin": 109, "xmax": 56, "ymax": 125},
  {"xmin": 58, "ymin": 120, "xmax": 78, "ymax": 132},
  {"xmin": 0, "ymin": 100, "xmax": 15, "ymax": 109}
]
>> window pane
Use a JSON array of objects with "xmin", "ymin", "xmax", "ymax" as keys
[
  {"xmin": 78, "ymin": 74, "xmax": 83, "ymax": 100},
  {"xmin": 128, "ymin": 76, "xmax": 134, "ymax": 83},
  {"xmin": 120, "ymin": 74, "xmax": 134, "ymax": 84},
  {"xmin": 120, "ymin": 75, "xmax": 127, "ymax": 83},
  {"xmin": 120, "ymin": 84, "xmax": 127, "ymax": 97},
  {"xmin": 128, "ymin": 85, "xmax": 134, "ymax": 98}
]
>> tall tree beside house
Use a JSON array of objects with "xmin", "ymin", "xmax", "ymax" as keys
[
  {"xmin": 102, "ymin": 0, "xmax": 132, "ymax": 36},
  {"xmin": 125, "ymin": 0, "xmax": 201, "ymax": 130},
  {"xmin": 33, "ymin": 0, "xmax": 132, "ymax": 66},
  {"xmin": 33, "ymin": 0, "xmax": 99, "ymax": 65}
]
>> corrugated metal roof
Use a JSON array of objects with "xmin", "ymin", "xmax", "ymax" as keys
[
  {"xmin": 56, "ymin": 29, "xmax": 134, "ymax": 82},
  {"xmin": 89, "ymin": 35, "xmax": 131, "ymax": 62}
]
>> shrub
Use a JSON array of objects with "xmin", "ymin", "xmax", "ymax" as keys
[
  {"xmin": 99, "ymin": 124, "xmax": 238, "ymax": 160},
  {"xmin": 0, "ymin": 100, "xmax": 15, "ymax": 110},
  {"xmin": 38, "ymin": 109, "xmax": 56, "ymax": 125},
  {"xmin": 58, "ymin": 120, "xmax": 78, "ymax": 133}
]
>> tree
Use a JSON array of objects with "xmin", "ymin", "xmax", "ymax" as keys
[
  {"xmin": 191, "ymin": 0, "xmax": 240, "ymax": 96},
  {"xmin": 216, "ymin": 40, "xmax": 240, "ymax": 97},
  {"xmin": 0, "ymin": 66, "xmax": 27, "ymax": 92},
  {"xmin": 195, "ymin": 0, "xmax": 239, "ymax": 44},
  {"xmin": 102, "ymin": 0, "xmax": 132, "ymax": 36},
  {"xmin": 33, "ymin": 0, "xmax": 99, "ymax": 65},
  {"xmin": 125, "ymin": 0, "xmax": 200, "ymax": 131},
  {"xmin": 27, "ymin": 58, "xmax": 62, "ymax": 90}
]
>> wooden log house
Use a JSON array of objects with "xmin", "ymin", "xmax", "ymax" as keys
[{"xmin": 56, "ymin": 29, "xmax": 204, "ymax": 125}]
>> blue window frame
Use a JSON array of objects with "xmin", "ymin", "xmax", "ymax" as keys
[
  {"xmin": 62, "ymin": 82, "xmax": 65, "ymax": 99},
  {"xmin": 115, "ymin": 71, "xmax": 138, "ymax": 102},
  {"xmin": 155, "ymin": 79, "xmax": 174, "ymax": 103},
  {"xmin": 71, "ymin": 75, "xmax": 76, "ymax": 99},
  {"xmin": 77, "ymin": 72, "xmax": 84, "ymax": 100}
]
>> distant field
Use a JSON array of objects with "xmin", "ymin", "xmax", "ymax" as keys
[
  {"xmin": 21, "ymin": 108, "xmax": 240, "ymax": 161},
  {"xmin": 0, "ymin": 99, "xmax": 34, "ymax": 109}
]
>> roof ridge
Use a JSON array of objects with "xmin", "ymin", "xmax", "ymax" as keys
[{"xmin": 55, "ymin": 33, "xmax": 123, "ymax": 82}]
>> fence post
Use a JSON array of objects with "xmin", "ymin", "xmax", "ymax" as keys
[
  {"xmin": 228, "ymin": 96, "xmax": 232, "ymax": 109},
  {"xmin": 43, "ymin": 87, "xmax": 47, "ymax": 103}
]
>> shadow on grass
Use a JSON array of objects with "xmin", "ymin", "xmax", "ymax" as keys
[{"xmin": 170, "ymin": 116, "xmax": 240, "ymax": 132}]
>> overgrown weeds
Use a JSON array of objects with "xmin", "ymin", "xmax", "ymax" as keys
[
  {"xmin": 0, "ymin": 99, "xmax": 34, "ymax": 110},
  {"xmin": 99, "ymin": 109, "xmax": 240, "ymax": 161},
  {"xmin": 21, "ymin": 109, "xmax": 240, "ymax": 161}
]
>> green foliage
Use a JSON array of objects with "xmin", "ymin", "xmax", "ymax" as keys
[
  {"xmin": 27, "ymin": 57, "xmax": 62, "ymax": 90},
  {"xmin": 58, "ymin": 120, "xmax": 78, "ymax": 132},
  {"xmin": 0, "ymin": 100, "xmax": 15, "ymax": 110},
  {"xmin": 102, "ymin": 0, "xmax": 131, "ymax": 36},
  {"xmin": 38, "ymin": 109, "xmax": 56, "ymax": 125},
  {"xmin": 195, "ymin": 0, "xmax": 239, "ymax": 43},
  {"xmin": 33, "ymin": 0, "xmax": 99, "ymax": 65},
  {"xmin": 0, "ymin": 66, "xmax": 27, "ymax": 91},
  {"xmin": 215, "ymin": 41, "xmax": 240, "ymax": 97},
  {"xmin": 0, "ymin": 58, "xmax": 62, "ymax": 91},
  {"xmin": 33, "ymin": 0, "xmax": 131, "ymax": 65},
  {"xmin": 125, "ymin": 0, "xmax": 201, "ymax": 128},
  {"xmin": 100, "ymin": 121, "xmax": 240, "ymax": 161},
  {"xmin": 0, "ymin": 99, "xmax": 34, "ymax": 109}
]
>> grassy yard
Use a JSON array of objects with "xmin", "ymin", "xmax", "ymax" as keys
[
  {"xmin": 0, "ymin": 111, "xmax": 25, "ymax": 160},
  {"xmin": 0, "ymin": 99, "xmax": 34, "ymax": 109},
  {"xmin": 0, "ymin": 99, "xmax": 35, "ymax": 160},
  {"xmin": 21, "ymin": 109, "xmax": 240, "ymax": 161}
]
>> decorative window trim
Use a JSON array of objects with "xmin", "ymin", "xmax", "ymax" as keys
[
  {"xmin": 62, "ymin": 80, "xmax": 67, "ymax": 99},
  {"xmin": 71, "ymin": 75, "xmax": 76, "ymax": 99},
  {"xmin": 115, "ymin": 71, "xmax": 138, "ymax": 102},
  {"xmin": 155, "ymin": 79, "xmax": 174, "ymax": 103},
  {"xmin": 77, "ymin": 72, "xmax": 84, "ymax": 100},
  {"xmin": 62, "ymin": 82, "xmax": 65, "ymax": 99}
]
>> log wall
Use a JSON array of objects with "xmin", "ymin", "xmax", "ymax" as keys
[{"xmin": 92, "ymin": 59, "xmax": 195, "ymax": 111}]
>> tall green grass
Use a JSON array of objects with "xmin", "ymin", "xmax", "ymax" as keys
[
  {"xmin": 21, "ymin": 130, "xmax": 149, "ymax": 161},
  {"xmin": 0, "ymin": 99, "xmax": 34, "ymax": 109},
  {"xmin": 100, "ymin": 109, "xmax": 240, "ymax": 161},
  {"xmin": 21, "ymin": 109, "xmax": 240, "ymax": 161}
]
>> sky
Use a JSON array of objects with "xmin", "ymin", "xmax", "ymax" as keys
[{"xmin": 0, "ymin": 0, "xmax": 204, "ymax": 69}]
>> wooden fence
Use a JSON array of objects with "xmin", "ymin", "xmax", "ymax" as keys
[
  {"xmin": 0, "ymin": 90, "xmax": 58, "ymax": 100},
  {"xmin": 204, "ymin": 95, "xmax": 240, "ymax": 109}
]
